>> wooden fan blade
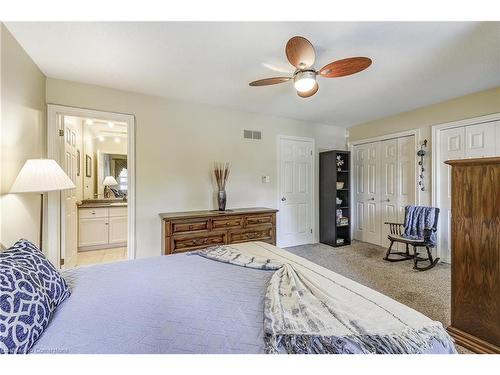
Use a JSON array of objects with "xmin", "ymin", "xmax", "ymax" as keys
[
  {"xmin": 319, "ymin": 57, "xmax": 372, "ymax": 78},
  {"xmin": 297, "ymin": 82, "xmax": 319, "ymax": 98},
  {"xmin": 249, "ymin": 77, "xmax": 291, "ymax": 86},
  {"xmin": 285, "ymin": 36, "xmax": 316, "ymax": 69}
]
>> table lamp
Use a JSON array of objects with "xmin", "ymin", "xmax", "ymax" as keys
[{"xmin": 103, "ymin": 175, "xmax": 118, "ymax": 198}]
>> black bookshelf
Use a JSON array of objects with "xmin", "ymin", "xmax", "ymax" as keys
[{"xmin": 319, "ymin": 150, "xmax": 351, "ymax": 247}]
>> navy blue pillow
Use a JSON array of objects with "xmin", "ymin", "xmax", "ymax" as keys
[
  {"xmin": 1, "ymin": 239, "xmax": 70, "ymax": 310},
  {"xmin": 0, "ymin": 258, "xmax": 53, "ymax": 354}
]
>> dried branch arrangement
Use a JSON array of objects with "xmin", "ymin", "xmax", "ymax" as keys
[{"xmin": 214, "ymin": 162, "xmax": 230, "ymax": 191}]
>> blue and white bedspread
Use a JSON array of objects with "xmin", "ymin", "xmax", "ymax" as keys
[{"xmin": 31, "ymin": 242, "xmax": 456, "ymax": 354}]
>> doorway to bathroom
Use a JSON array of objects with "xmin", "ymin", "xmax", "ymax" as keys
[{"xmin": 46, "ymin": 105, "xmax": 135, "ymax": 268}]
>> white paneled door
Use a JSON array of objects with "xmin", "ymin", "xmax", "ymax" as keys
[
  {"xmin": 437, "ymin": 121, "xmax": 498, "ymax": 263},
  {"xmin": 353, "ymin": 145, "xmax": 366, "ymax": 241},
  {"xmin": 380, "ymin": 139, "xmax": 398, "ymax": 248},
  {"xmin": 354, "ymin": 141, "xmax": 386, "ymax": 246},
  {"xmin": 464, "ymin": 122, "xmax": 497, "ymax": 158},
  {"xmin": 364, "ymin": 142, "xmax": 382, "ymax": 245},
  {"xmin": 61, "ymin": 116, "xmax": 79, "ymax": 268},
  {"xmin": 353, "ymin": 135, "xmax": 415, "ymax": 247},
  {"xmin": 278, "ymin": 136, "xmax": 313, "ymax": 247},
  {"xmin": 397, "ymin": 136, "xmax": 416, "ymax": 221}
]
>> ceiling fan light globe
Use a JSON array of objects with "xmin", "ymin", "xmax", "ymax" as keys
[{"xmin": 294, "ymin": 71, "xmax": 316, "ymax": 92}]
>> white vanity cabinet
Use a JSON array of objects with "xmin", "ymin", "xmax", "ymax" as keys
[
  {"xmin": 78, "ymin": 206, "xmax": 127, "ymax": 250},
  {"xmin": 108, "ymin": 207, "xmax": 128, "ymax": 244}
]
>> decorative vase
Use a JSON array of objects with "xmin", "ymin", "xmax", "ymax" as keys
[{"xmin": 217, "ymin": 190, "xmax": 227, "ymax": 211}]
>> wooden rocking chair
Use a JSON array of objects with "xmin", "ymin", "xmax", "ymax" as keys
[{"xmin": 383, "ymin": 206, "xmax": 440, "ymax": 271}]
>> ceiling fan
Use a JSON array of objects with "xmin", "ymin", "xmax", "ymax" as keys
[{"xmin": 249, "ymin": 36, "xmax": 372, "ymax": 98}]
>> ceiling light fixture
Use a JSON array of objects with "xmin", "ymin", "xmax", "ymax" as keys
[
  {"xmin": 108, "ymin": 122, "xmax": 114, "ymax": 128},
  {"xmin": 114, "ymin": 137, "xmax": 120, "ymax": 143},
  {"xmin": 293, "ymin": 71, "xmax": 316, "ymax": 93},
  {"xmin": 98, "ymin": 136, "xmax": 105, "ymax": 142},
  {"xmin": 85, "ymin": 119, "xmax": 94, "ymax": 125},
  {"xmin": 249, "ymin": 36, "xmax": 372, "ymax": 98}
]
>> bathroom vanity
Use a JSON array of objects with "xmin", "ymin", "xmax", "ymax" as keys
[{"xmin": 78, "ymin": 200, "xmax": 128, "ymax": 251}]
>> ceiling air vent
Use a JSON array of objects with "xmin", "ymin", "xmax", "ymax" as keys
[{"xmin": 243, "ymin": 130, "xmax": 262, "ymax": 140}]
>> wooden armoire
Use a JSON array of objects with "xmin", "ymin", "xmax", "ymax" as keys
[{"xmin": 445, "ymin": 157, "xmax": 500, "ymax": 354}]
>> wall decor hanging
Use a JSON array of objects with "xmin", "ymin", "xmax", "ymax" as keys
[{"xmin": 417, "ymin": 139, "xmax": 428, "ymax": 191}]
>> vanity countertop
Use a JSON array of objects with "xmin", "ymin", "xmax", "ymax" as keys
[{"xmin": 77, "ymin": 201, "xmax": 127, "ymax": 209}]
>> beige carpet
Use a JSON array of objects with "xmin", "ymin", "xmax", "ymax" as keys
[{"xmin": 285, "ymin": 240, "xmax": 472, "ymax": 354}]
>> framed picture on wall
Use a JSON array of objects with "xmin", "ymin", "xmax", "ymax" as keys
[
  {"xmin": 85, "ymin": 154, "xmax": 92, "ymax": 177},
  {"xmin": 77, "ymin": 150, "xmax": 81, "ymax": 176}
]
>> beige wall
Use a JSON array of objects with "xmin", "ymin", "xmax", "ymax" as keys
[
  {"xmin": 348, "ymin": 87, "xmax": 500, "ymax": 142},
  {"xmin": 347, "ymin": 87, "xmax": 500, "ymax": 204},
  {"xmin": 0, "ymin": 25, "xmax": 47, "ymax": 248},
  {"xmin": 46, "ymin": 78, "xmax": 346, "ymax": 258}
]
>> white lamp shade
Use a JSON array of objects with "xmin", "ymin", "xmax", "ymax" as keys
[
  {"xmin": 10, "ymin": 159, "xmax": 75, "ymax": 193},
  {"xmin": 103, "ymin": 175, "xmax": 118, "ymax": 186}
]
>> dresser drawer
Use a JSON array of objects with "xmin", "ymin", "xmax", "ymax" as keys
[
  {"xmin": 79, "ymin": 207, "xmax": 108, "ymax": 219},
  {"xmin": 228, "ymin": 226, "xmax": 273, "ymax": 244},
  {"xmin": 171, "ymin": 232, "xmax": 226, "ymax": 253},
  {"xmin": 161, "ymin": 208, "xmax": 277, "ymax": 255},
  {"xmin": 245, "ymin": 214, "xmax": 274, "ymax": 227},
  {"xmin": 172, "ymin": 219, "xmax": 209, "ymax": 234},
  {"xmin": 212, "ymin": 216, "xmax": 243, "ymax": 230}
]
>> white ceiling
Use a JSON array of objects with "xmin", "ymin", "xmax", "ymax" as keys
[
  {"xmin": 65, "ymin": 116, "xmax": 127, "ymax": 138},
  {"xmin": 6, "ymin": 22, "xmax": 500, "ymax": 128}
]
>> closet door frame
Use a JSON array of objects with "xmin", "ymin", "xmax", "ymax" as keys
[
  {"xmin": 348, "ymin": 129, "xmax": 421, "ymax": 243},
  {"xmin": 431, "ymin": 112, "xmax": 500, "ymax": 262}
]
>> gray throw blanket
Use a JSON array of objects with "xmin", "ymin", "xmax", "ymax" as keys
[
  {"xmin": 198, "ymin": 243, "xmax": 456, "ymax": 354},
  {"xmin": 403, "ymin": 205, "xmax": 438, "ymax": 246}
]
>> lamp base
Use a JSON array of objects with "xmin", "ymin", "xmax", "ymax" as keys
[
  {"xmin": 104, "ymin": 186, "xmax": 116, "ymax": 199},
  {"xmin": 40, "ymin": 193, "xmax": 44, "ymax": 251}
]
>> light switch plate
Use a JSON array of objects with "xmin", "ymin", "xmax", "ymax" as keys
[{"xmin": 261, "ymin": 176, "xmax": 270, "ymax": 183}]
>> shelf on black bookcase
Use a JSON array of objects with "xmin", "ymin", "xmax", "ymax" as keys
[{"xmin": 320, "ymin": 149, "xmax": 351, "ymax": 248}]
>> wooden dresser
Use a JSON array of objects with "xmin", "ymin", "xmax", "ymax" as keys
[
  {"xmin": 445, "ymin": 157, "xmax": 499, "ymax": 354},
  {"xmin": 160, "ymin": 207, "xmax": 277, "ymax": 255}
]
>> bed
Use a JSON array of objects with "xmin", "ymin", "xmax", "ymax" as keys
[{"xmin": 29, "ymin": 241, "xmax": 456, "ymax": 354}]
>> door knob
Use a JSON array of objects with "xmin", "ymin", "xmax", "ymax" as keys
[
  {"xmin": 384, "ymin": 198, "xmax": 390, "ymax": 202},
  {"xmin": 281, "ymin": 197, "xmax": 286, "ymax": 201},
  {"xmin": 368, "ymin": 197, "xmax": 375, "ymax": 201}
]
